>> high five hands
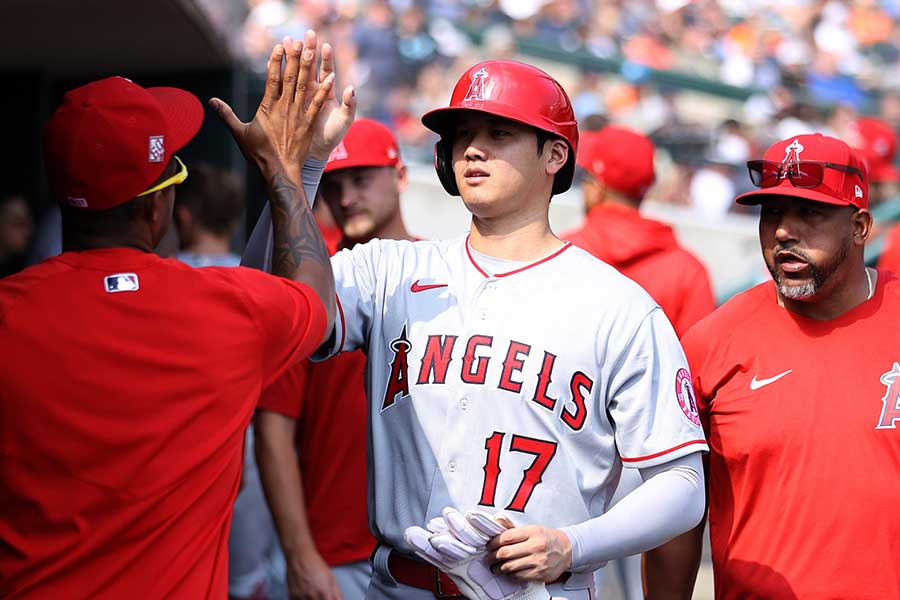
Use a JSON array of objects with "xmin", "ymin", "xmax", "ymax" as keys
[{"xmin": 210, "ymin": 29, "xmax": 356, "ymax": 185}]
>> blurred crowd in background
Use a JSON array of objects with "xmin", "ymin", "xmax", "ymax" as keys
[
  {"xmin": 2, "ymin": 0, "xmax": 898, "ymax": 276},
  {"xmin": 234, "ymin": 0, "xmax": 900, "ymax": 218}
]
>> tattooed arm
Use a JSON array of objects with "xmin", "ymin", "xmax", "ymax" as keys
[
  {"xmin": 267, "ymin": 172, "xmax": 334, "ymax": 313},
  {"xmin": 210, "ymin": 31, "xmax": 356, "ymax": 339}
]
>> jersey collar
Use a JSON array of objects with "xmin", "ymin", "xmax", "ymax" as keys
[{"xmin": 465, "ymin": 234, "xmax": 573, "ymax": 278}]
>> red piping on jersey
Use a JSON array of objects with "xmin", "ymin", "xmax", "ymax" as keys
[
  {"xmin": 336, "ymin": 293, "xmax": 346, "ymax": 354},
  {"xmin": 465, "ymin": 234, "xmax": 574, "ymax": 278},
  {"xmin": 620, "ymin": 439, "xmax": 707, "ymax": 463}
]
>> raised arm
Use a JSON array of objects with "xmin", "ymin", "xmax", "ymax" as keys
[{"xmin": 210, "ymin": 31, "xmax": 355, "ymax": 339}]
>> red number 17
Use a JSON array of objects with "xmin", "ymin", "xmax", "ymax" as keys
[{"xmin": 479, "ymin": 432, "xmax": 558, "ymax": 512}]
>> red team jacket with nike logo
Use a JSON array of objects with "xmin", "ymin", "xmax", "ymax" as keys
[{"xmin": 681, "ymin": 272, "xmax": 900, "ymax": 599}]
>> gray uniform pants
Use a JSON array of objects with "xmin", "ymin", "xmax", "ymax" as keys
[{"xmin": 334, "ymin": 560, "xmax": 372, "ymax": 599}]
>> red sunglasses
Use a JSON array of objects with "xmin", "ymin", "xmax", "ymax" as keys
[{"xmin": 747, "ymin": 160, "xmax": 864, "ymax": 189}]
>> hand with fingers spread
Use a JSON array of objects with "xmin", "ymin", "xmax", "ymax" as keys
[
  {"xmin": 294, "ymin": 29, "xmax": 357, "ymax": 161},
  {"xmin": 486, "ymin": 520, "xmax": 572, "ymax": 584},
  {"xmin": 209, "ymin": 35, "xmax": 338, "ymax": 185},
  {"xmin": 210, "ymin": 34, "xmax": 338, "ymax": 329},
  {"xmin": 403, "ymin": 508, "xmax": 553, "ymax": 600}
]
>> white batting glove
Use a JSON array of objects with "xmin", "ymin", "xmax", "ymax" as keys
[{"xmin": 403, "ymin": 508, "xmax": 553, "ymax": 600}]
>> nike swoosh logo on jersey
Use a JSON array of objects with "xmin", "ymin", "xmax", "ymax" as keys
[
  {"xmin": 410, "ymin": 280, "xmax": 448, "ymax": 293},
  {"xmin": 749, "ymin": 370, "xmax": 793, "ymax": 391}
]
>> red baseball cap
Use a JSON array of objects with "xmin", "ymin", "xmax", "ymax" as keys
[
  {"xmin": 324, "ymin": 118, "xmax": 401, "ymax": 173},
  {"xmin": 850, "ymin": 117, "xmax": 899, "ymax": 183},
  {"xmin": 736, "ymin": 133, "xmax": 869, "ymax": 209},
  {"xmin": 43, "ymin": 76, "xmax": 203, "ymax": 211},
  {"xmin": 576, "ymin": 126, "xmax": 655, "ymax": 200}
]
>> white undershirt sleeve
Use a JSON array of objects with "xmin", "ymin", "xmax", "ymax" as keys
[{"xmin": 560, "ymin": 452, "xmax": 705, "ymax": 572}]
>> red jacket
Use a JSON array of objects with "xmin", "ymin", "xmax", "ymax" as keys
[
  {"xmin": 564, "ymin": 204, "xmax": 715, "ymax": 338},
  {"xmin": 878, "ymin": 222, "xmax": 900, "ymax": 274}
]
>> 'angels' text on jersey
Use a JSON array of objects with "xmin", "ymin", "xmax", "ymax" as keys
[{"xmin": 382, "ymin": 327, "xmax": 592, "ymax": 432}]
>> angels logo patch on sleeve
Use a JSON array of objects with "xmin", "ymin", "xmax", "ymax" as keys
[{"xmin": 675, "ymin": 368, "xmax": 701, "ymax": 427}]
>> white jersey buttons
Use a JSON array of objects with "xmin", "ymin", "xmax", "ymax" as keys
[
  {"xmin": 459, "ymin": 398, "xmax": 470, "ymax": 410},
  {"xmin": 448, "ymin": 460, "xmax": 457, "ymax": 472}
]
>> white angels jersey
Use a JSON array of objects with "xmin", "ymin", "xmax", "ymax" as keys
[{"xmin": 317, "ymin": 235, "xmax": 708, "ymax": 552}]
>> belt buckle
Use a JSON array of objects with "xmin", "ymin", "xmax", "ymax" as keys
[{"xmin": 432, "ymin": 567, "xmax": 462, "ymax": 599}]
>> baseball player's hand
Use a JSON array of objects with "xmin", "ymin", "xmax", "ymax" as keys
[
  {"xmin": 297, "ymin": 29, "xmax": 356, "ymax": 161},
  {"xmin": 486, "ymin": 521, "xmax": 572, "ymax": 583},
  {"xmin": 286, "ymin": 550, "xmax": 343, "ymax": 600},
  {"xmin": 209, "ymin": 31, "xmax": 340, "ymax": 184},
  {"xmin": 404, "ymin": 508, "xmax": 553, "ymax": 600}
]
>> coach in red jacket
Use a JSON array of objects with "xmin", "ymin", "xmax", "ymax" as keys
[{"xmin": 564, "ymin": 126, "xmax": 715, "ymax": 337}]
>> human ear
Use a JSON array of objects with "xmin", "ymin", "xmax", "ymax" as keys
[
  {"xmin": 395, "ymin": 163, "xmax": 408, "ymax": 193},
  {"xmin": 851, "ymin": 208, "xmax": 873, "ymax": 246},
  {"xmin": 546, "ymin": 140, "xmax": 568, "ymax": 176}
]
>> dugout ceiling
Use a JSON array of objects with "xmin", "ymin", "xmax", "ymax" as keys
[
  {"xmin": 0, "ymin": 0, "xmax": 247, "ymax": 216},
  {"xmin": 0, "ymin": 0, "xmax": 236, "ymax": 74}
]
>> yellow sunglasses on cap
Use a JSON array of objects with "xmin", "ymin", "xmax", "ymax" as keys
[{"xmin": 137, "ymin": 156, "xmax": 188, "ymax": 197}]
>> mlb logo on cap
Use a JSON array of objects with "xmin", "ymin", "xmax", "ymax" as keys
[
  {"xmin": 149, "ymin": 136, "xmax": 165, "ymax": 163},
  {"xmin": 104, "ymin": 273, "xmax": 140, "ymax": 293}
]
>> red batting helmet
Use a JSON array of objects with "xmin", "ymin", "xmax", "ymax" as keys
[{"xmin": 421, "ymin": 60, "xmax": 579, "ymax": 197}]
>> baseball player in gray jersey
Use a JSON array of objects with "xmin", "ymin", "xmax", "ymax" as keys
[{"xmin": 245, "ymin": 49, "xmax": 707, "ymax": 600}]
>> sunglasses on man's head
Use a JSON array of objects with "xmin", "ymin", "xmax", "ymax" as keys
[{"xmin": 747, "ymin": 160, "xmax": 864, "ymax": 189}]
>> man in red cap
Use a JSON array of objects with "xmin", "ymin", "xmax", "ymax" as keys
[
  {"xmin": 255, "ymin": 118, "xmax": 415, "ymax": 600},
  {"xmin": 645, "ymin": 133, "xmax": 900, "ymax": 600},
  {"xmin": 0, "ymin": 36, "xmax": 354, "ymax": 598},
  {"xmin": 848, "ymin": 117, "xmax": 900, "ymax": 273},
  {"xmin": 852, "ymin": 116, "xmax": 899, "ymax": 206},
  {"xmin": 564, "ymin": 125, "xmax": 715, "ymax": 338}
]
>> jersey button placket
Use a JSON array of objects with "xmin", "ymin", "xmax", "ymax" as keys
[
  {"xmin": 479, "ymin": 278, "xmax": 497, "ymax": 321},
  {"xmin": 459, "ymin": 397, "xmax": 470, "ymax": 411}
]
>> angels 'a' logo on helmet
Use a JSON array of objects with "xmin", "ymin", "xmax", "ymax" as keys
[{"xmin": 464, "ymin": 68, "xmax": 488, "ymax": 102}]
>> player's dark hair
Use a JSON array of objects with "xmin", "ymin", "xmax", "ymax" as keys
[
  {"xmin": 535, "ymin": 129, "xmax": 556, "ymax": 156},
  {"xmin": 174, "ymin": 163, "xmax": 243, "ymax": 236}
]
